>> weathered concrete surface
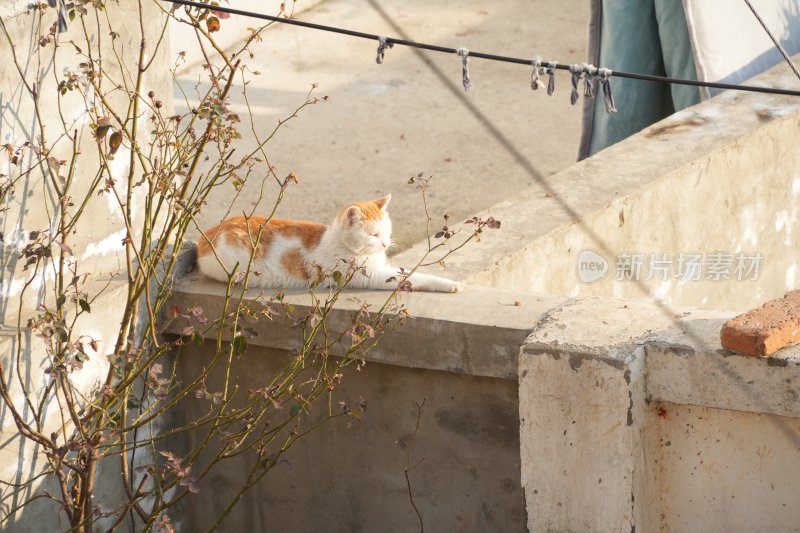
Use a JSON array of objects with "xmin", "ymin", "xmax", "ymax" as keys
[
  {"xmin": 0, "ymin": 1, "xmax": 174, "ymax": 323},
  {"xmin": 520, "ymin": 295, "xmax": 800, "ymax": 532},
  {"xmin": 646, "ymin": 317, "xmax": 800, "ymax": 420},
  {"xmin": 0, "ymin": 2, "xmax": 176, "ymax": 529},
  {"xmin": 519, "ymin": 297, "xmax": 682, "ymax": 533},
  {"xmin": 519, "ymin": 345, "xmax": 644, "ymax": 532},
  {"xmin": 178, "ymin": 0, "xmax": 590, "ymax": 251},
  {"xmin": 643, "ymin": 401, "xmax": 800, "ymax": 533},
  {"xmin": 169, "ymin": 273, "xmax": 562, "ymax": 380},
  {"xmin": 179, "ymin": 341, "xmax": 526, "ymax": 533},
  {"xmin": 397, "ymin": 55, "xmax": 800, "ymax": 312},
  {"xmin": 0, "ymin": 279, "xmax": 129, "ymax": 531}
]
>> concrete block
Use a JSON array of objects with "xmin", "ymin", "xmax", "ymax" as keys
[
  {"xmin": 519, "ymin": 344, "xmax": 644, "ymax": 532},
  {"xmin": 519, "ymin": 297, "xmax": 660, "ymax": 532},
  {"xmin": 520, "ymin": 295, "xmax": 800, "ymax": 532}
]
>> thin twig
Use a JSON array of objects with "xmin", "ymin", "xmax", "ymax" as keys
[{"xmin": 404, "ymin": 398, "xmax": 426, "ymax": 533}]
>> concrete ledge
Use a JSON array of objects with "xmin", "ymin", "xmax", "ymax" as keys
[
  {"xmin": 168, "ymin": 273, "xmax": 563, "ymax": 380},
  {"xmin": 646, "ymin": 318, "xmax": 800, "ymax": 419},
  {"xmin": 395, "ymin": 54, "xmax": 800, "ymax": 312},
  {"xmin": 172, "ymin": 275, "xmax": 800, "ymax": 407}
]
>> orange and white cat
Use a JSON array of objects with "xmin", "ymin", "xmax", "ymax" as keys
[{"xmin": 196, "ymin": 195, "xmax": 463, "ymax": 292}]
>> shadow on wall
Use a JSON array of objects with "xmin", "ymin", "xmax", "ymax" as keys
[
  {"xmin": 0, "ymin": 41, "xmax": 56, "ymax": 320},
  {"xmin": 0, "ymin": 332, "xmax": 63, "ymax": 529}
]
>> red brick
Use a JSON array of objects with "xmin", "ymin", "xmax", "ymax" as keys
[{"xmin": 720, "ymin": 291, "xmax": 800, "ymax": 357}]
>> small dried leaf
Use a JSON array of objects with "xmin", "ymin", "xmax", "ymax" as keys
[
  {"xmin": 108, "ymin": 131, "xmax": 122, "ymax": 154},
  {"xmin": 206, "ymin": 16, "xmax": 221, "ymax": 32},
  {"xmin": 94, "ymin": 124, "xmax": 111, "ymax": 141}
]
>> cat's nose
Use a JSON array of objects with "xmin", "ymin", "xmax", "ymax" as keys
[{"xmin": 381, "ymin": 241, "xmax": 389, "ymax": 249}]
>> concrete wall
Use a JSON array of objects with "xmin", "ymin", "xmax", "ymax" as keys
[
  {"xmin": 520, "ymin": 296, "xmax": 800, "ymax": 533},
  {"xmin": 0, "ymin": 1, "xmax": 173, "ymax": 322},
  {"xmin": 394, "ymin": 56, "xmax": 800, "ymax": 313},
  {"xmin": 167, "ymin": 278, "xmax": 562, "ymax": 532},
  {"xmin": 168, "ymin": 276, "xmax": 800, "ymax": 532},
  {"xmin": 0, "ymin": 2, "xmax": 174, "ymax": 530},
  {"xmin": 179, "ymin": 342, "xmax": 525, "ymax": 532}
]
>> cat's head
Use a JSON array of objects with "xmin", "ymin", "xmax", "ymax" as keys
[{"xmin": 335, "ymin": 195, "xmax": 393, "ymax": 255}]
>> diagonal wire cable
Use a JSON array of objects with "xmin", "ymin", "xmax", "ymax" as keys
[
  {"xmin": 167, "ymin": 0, "xmax": 800, "ymax": 98},
  {"xmin": 742, "ymin": 0, "xmax": 800, "ymax": 83}
]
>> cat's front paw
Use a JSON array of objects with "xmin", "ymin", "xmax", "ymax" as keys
[{"xmin": 448, "ymin": 280, "xmax": 465, "ymax": 293}]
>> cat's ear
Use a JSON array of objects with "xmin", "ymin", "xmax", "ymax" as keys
[
  {"xmin": 374, "ymin": 194, "xmax": 391, "ymax": 211},
  {"xmin": 345, "ymin": 205, "xmax": 362, "ymax": 224}
]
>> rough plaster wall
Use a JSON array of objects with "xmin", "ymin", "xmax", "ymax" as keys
[
  {"xmin": 0, "ymin": 1, "xmax": 174, "ymax": 530},
  {"xmin": 0, "ymin": 1, "xmax": 173, "ymax": 323},
  {"xmin": 643, "ymin": 401, "xmax": 800, "ymax": 532},
  {"xmin": 177, "ymin": 341, "xmax": 526, "ymax": 533},
  {"xmin": 0, "ymin": 283, "xmax": 129, "ymax": 530},
  {"xmin": 519, "ymin": 103, "xmax": 800, "ymax": 311}
]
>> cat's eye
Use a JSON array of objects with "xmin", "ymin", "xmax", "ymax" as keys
[{"xmin": 369, "ymin": 233, "xmax": 379, "ymax": 238}]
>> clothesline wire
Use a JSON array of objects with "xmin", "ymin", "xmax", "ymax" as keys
[{"xmin": 166, "ymin": 0, "xmax": 800, "ymax": 98}]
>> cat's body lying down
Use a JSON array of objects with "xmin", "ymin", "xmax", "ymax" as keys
[{"xmin": 197, "ymin": 195, "xmax": 462, "ymax": 293}]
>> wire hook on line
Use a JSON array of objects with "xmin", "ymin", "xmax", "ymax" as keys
[
  {"xmin": 376, "ymin": 35, "xmax": 393, "ymax": 64},
  {"xmin": 545, "ymin": 61, "xmax": 558, "ymax": 96},
  {"xmin": 597, "ymin": 68, "xmax": 617, "ymax": 113},
  {"xmin": 456, "ymin": 48, "xmax": 473, "ymax": 92},
  {"xmin": 582, "ymin": 64, "xmax": 597, "ymax": 98},
  {"xmin": 530, "ymin": 56, "xmax": 545, "ymax": 91}
]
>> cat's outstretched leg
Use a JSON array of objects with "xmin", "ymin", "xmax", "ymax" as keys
[{"xmin": 406, "ymin": 271, "xmax": 464, "ymax": 293}]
